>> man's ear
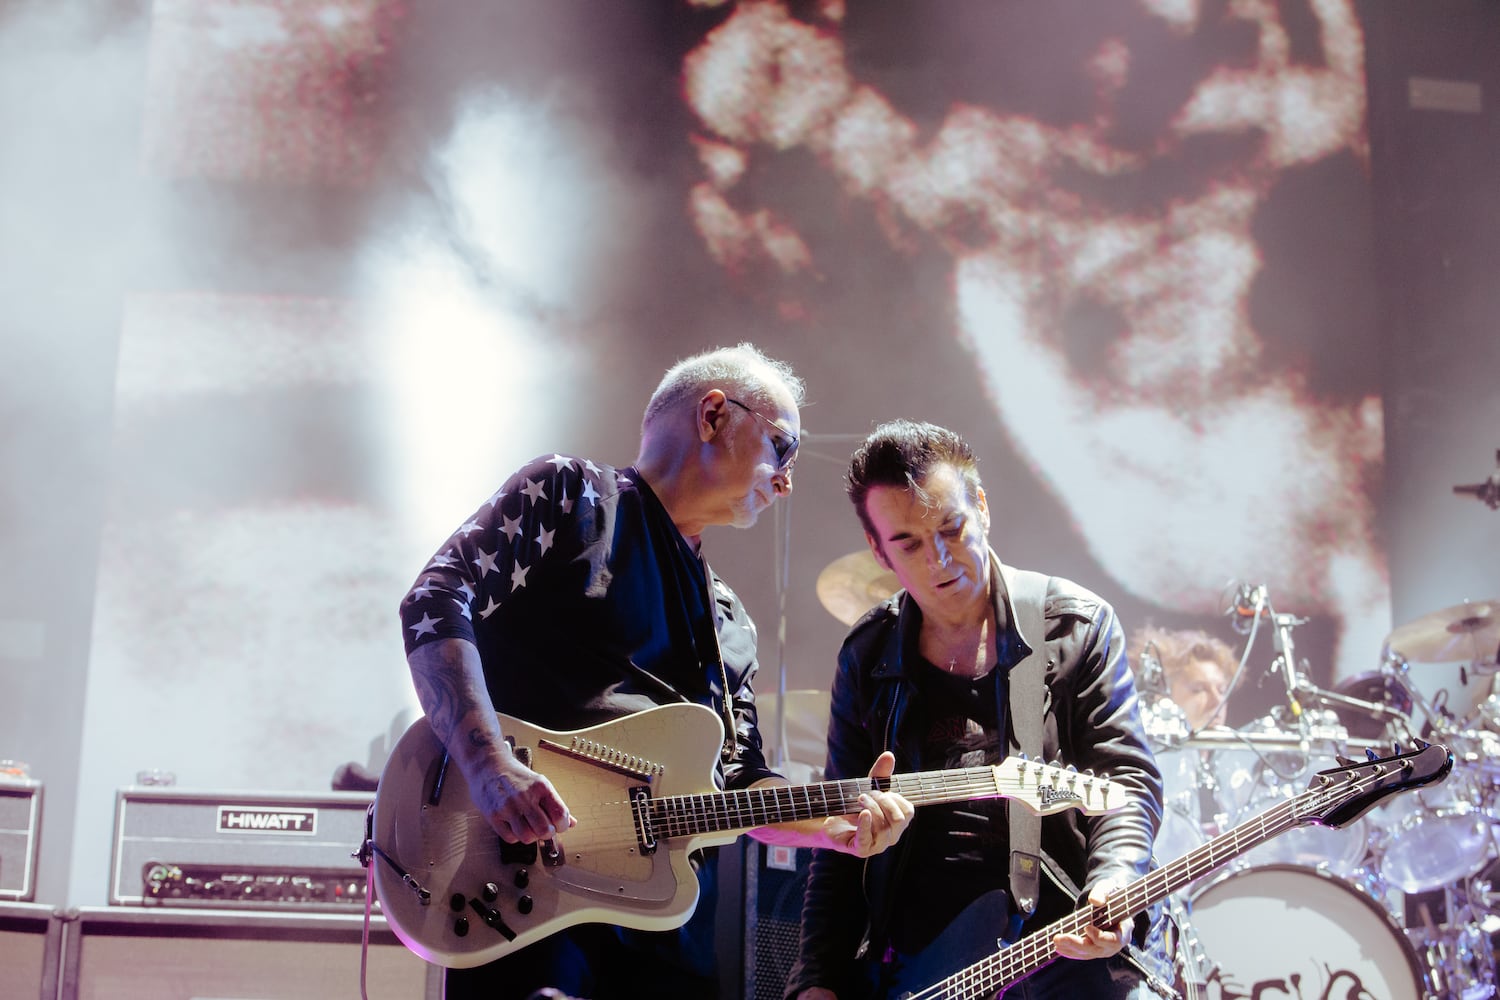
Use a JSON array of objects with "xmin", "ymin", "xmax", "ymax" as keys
[
  {"xmin": 698, "ymin": 389, "xmax": 730, "ymax": 443},
  {"xmin": 975, "ymin": 485, "xmax": 990, "ymax": 530},
  {"xmin": 865, "ymin": 532, "xmax": 891, "ymax": 570}
]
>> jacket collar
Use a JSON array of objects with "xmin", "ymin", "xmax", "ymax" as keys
[{"xmin": 870, "ymin": 547, "xmax": 1035, "ymax": 679}]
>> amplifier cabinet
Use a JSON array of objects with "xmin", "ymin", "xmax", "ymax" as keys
[
  {"xmin": 742, "ymin": 840, "xmax": 813, "ymax": 1000},
  {"xmin": 110, "ymin": 787, "xmax": 377, "ymax": 909},
  {"xmin": 0, "ymin": 777, "xmax": 42, "ymax": 901},
  {"xmin": 0, "ymin": 902, "xmax": 62, "ymax": 1000},
  {"xmin": 58, "ymin": 905, "xmax": 439, "ymax": 1000}
]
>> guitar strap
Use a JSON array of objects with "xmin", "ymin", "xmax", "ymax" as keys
[{"xmin": 1004, "ymin": 567, "xmax": 1054, "ymax": 939}]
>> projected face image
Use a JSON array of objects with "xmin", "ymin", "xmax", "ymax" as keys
[{"xmin": 679, "ymin": 0, "xmax": 1388, "ymax": 680}]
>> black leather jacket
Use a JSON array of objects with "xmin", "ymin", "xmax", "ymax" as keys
[{"xmin": 785, "ymin": 558, "xmax": 1163, "ymax": 998}]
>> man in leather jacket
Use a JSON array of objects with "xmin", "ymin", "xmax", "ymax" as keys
[{"xmin": 787, "ymin": 419, "xmax": 1165, "ymax": 1000}]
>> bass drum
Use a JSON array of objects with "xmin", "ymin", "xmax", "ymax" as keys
[{"xmin": 1188, "ymin": 865, "xmax": 1425, "ymax": 1000}]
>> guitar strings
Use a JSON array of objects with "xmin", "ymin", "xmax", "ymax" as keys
[{"xmin": 904, "ymin": 761, "xmax": 1412, "ymax": 1000}]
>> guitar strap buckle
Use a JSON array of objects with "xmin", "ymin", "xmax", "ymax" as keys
[{"xmin": 1009, "ymin": 850, "xmax": 1041, "ymax": 918}]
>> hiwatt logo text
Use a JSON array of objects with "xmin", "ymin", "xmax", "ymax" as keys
[{"xmin": 217, "ymin": 806, "xmax": 318, "ymax": 835}]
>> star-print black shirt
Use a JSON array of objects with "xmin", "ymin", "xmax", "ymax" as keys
[{"xmin": 399, "ymin": 454, "xmax": 778, "ymax": 790}]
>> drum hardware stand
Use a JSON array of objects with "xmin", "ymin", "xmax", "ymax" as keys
[
  {"xmin": 1451, "ymin": 448, "xmax": 1500, "ymax": 510},
  {"xmin": 1267, "ymin": 605, "xmax": 1313, "ymax": 733}
]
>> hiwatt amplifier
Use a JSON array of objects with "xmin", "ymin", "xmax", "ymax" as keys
[
  {"xmin": 109, "ymin": 787, "xmax": 378, "ymax": 910},
  {"xmin": 0, "ymin": 774, "xmax": 42, "ymax": 902}
]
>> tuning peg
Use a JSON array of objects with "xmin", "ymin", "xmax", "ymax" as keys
[
  {"xmin": 1415, "ymin": 737, "xmax": 1429, "ymax": 749},
  {"xmin": 1365, "ymin": 748, "xmax": 1379, "ymax": 761},
  {"xmin": 1335, "ymin": 755, "xmax": 1356, "ymax": 767},
  {"xmin": 1392, "ymin": 742, "xmax": 1402, "ymax": 757}
]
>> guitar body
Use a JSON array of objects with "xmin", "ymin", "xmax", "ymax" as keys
[
  {"xmin": 371, "ymin": 703, "xmax": 1124, "ymax": 970},
  {"xmin": 372, "ymin": 703, "xmax": 733, "ymax": 969},
  {"xmin": 886, "ymin": 891, "xmax": 1177, "ymax": 1000},
  {"xmin": 885, "ymin": 890, "xmax": 1014, "ymax": 1000}
]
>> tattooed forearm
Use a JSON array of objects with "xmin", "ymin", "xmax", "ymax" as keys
[{"xmin": 407, "ymin": 637, "xmax": 495, "ymax": 751}]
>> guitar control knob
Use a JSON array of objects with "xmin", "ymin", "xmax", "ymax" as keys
[
  {"xmin": 450, "ymin": 893, "xmax": 465, "ymax": 912},
  {"xmin": 514, "ymin": 869, "xmax": 529, "ymax": 889},
  {"xmin": 517, "ymin": 894, "xmax": 534, "ymax": 915},
  {"xmin": 454, "ymin": 916, "xmax": 469, "ymax": 937},
  {"xmin": 482, "ymin": 882, "xmax": 499, "ymax": 903}
]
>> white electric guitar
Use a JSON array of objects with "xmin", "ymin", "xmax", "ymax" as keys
[{"xmin": 368, "ymin": 702, "xmax": 1128, "ymax": 968}]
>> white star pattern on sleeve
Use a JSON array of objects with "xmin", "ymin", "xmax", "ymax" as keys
[
  {"xmin": 410, "ymin": 578, "xmax": 435, "ymax": 600},
  {"xmin": 580, "ymin": 479, "xmax": 600, "ymax": 507},
  {"xmin": 521, "ymin": 478, "xmax": 548, "ymax": 504},
  {"xmin": 478, "ymin": 596, "xmax": 501, "ymax": 619},
  {"xmin": 408, "ymin": 613, "xmax": 439, "ymax": 637},
  {"xmin": 430, "ymin": 552, "xmax": 456, "ymax": 567},
  {"xmin": 558, "ymin": 488, "xmax": 574, "ymax": 514},
  {"xmin": 583, "ymin": 459, "xmax": 602, "ymax": 476},
  {"xmin": 535, "ymin": 525, "xmax": 555, "ymax": 555},
  {"xmin": 510, "ymin": 562, "xmax": 530, "ymax": 591},
  {"xmin": 457, "ymin": 581, "xmax": 475, "ymax": 602},
  {"xmin": 482, "ymin": 488, "xmax": 508, "ymax": 509},
  {"xmin": 500, "ymin": 513, "xmax": 523, "ymax": 541},
  {"xmin": 472, "ymin": 547, "xmax": 501, "ymax": 577},
  {"xmin": 457, "ymin": 520, "xmax": 482, "ymax": 536},
  {"xmin": 547, "ymin": 454, "xmax": 572, "ymax": 471}
]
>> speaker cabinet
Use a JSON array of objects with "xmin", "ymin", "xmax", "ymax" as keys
[
  {"xmin": 0, "ymin": 777, "xmax": 42, "ymax": 901},
  {"xmin": 742, "ymin": 841, "xmax": 813, "ymax": 1000},
  {"xmin": 58, "ymin": 905, "xmax": 440, "ymax": 1000},
  {"xmin": 0, "ymin": 903, "xmax": 62, "ymax": 1000}
]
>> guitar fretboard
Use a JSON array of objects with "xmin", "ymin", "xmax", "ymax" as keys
[
  {"xmin": 909, "ymin": 758, "xmax": 1414, "ymax": 1000},
  {"xmin": 644, "ymin": 768, "xmax": 1011, "ymax": 839}
]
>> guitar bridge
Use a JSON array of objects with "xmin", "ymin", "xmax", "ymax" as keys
[{"xmin": 630, "ymin": 786, "xmax": 657, "ymax": 855}]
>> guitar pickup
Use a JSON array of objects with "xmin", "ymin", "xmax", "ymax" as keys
[
  {"xmin": 499, "ymin": 839, "xmax": 538, "ymax": 866},
  {"xmin": 630, "ymin": 785, "xmax": 658, "ymax": 856}
]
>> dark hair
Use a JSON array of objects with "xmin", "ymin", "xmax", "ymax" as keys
[{"xmin": 845, "ymin": 419, "xmax": 981, "ymax": 542}]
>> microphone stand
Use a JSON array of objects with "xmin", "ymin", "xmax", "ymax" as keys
[
  {"xmin": 1270, "ymin": 609, "xmax": 1310, "ymax": 750},
  {"xmin": 1452, "ymin": 448, "xmax": 1500, "ymax": 510}
]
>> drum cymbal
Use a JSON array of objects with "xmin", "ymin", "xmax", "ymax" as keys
[
  {"xmin": 816, "ymin": 550, "xmax": 899, "ymax": 626},
  {"xmin": 1386, "ymin": 598, "xmax": 1500, "ymax": 664}
]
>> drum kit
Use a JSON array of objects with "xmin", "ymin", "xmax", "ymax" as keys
[
  {"xmin": 1141, "ymin": 593, "xmax": 1500, "ymax": 1000},
  {"xmin": 815, "ymin": 553, "xmax": 1500, "ymax": 999}
]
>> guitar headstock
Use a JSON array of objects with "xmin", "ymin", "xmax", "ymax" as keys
[
  {"xmin": 992, "ymin": 757, "xmax": 1128, "ymax": 817},
  {"xmin": 1303, "ymin": 742, "xmax": 1453, "ymax": 829}
]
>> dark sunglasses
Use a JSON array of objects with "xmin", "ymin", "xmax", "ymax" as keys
[{"xmin": 725, "ymin": 397, "xmax": 799, "ymax": 471}]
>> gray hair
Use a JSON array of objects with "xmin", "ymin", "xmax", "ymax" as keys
[{"xmin": 642, "ymin": 343, "xmax": 805, "ymax": 429}]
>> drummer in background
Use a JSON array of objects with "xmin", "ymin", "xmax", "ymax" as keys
[
  {"xmin": 1129, "ymin": 625, "xmax": 1237, "ymax": 733},
  {"xmin": 1128, "ymin": 625, "xmax": 1239, "ymax": 871}
]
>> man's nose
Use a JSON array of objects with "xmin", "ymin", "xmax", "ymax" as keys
[{"xmin": 771, "ymin": 470, "xmax": 793, "ymax": 496}]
